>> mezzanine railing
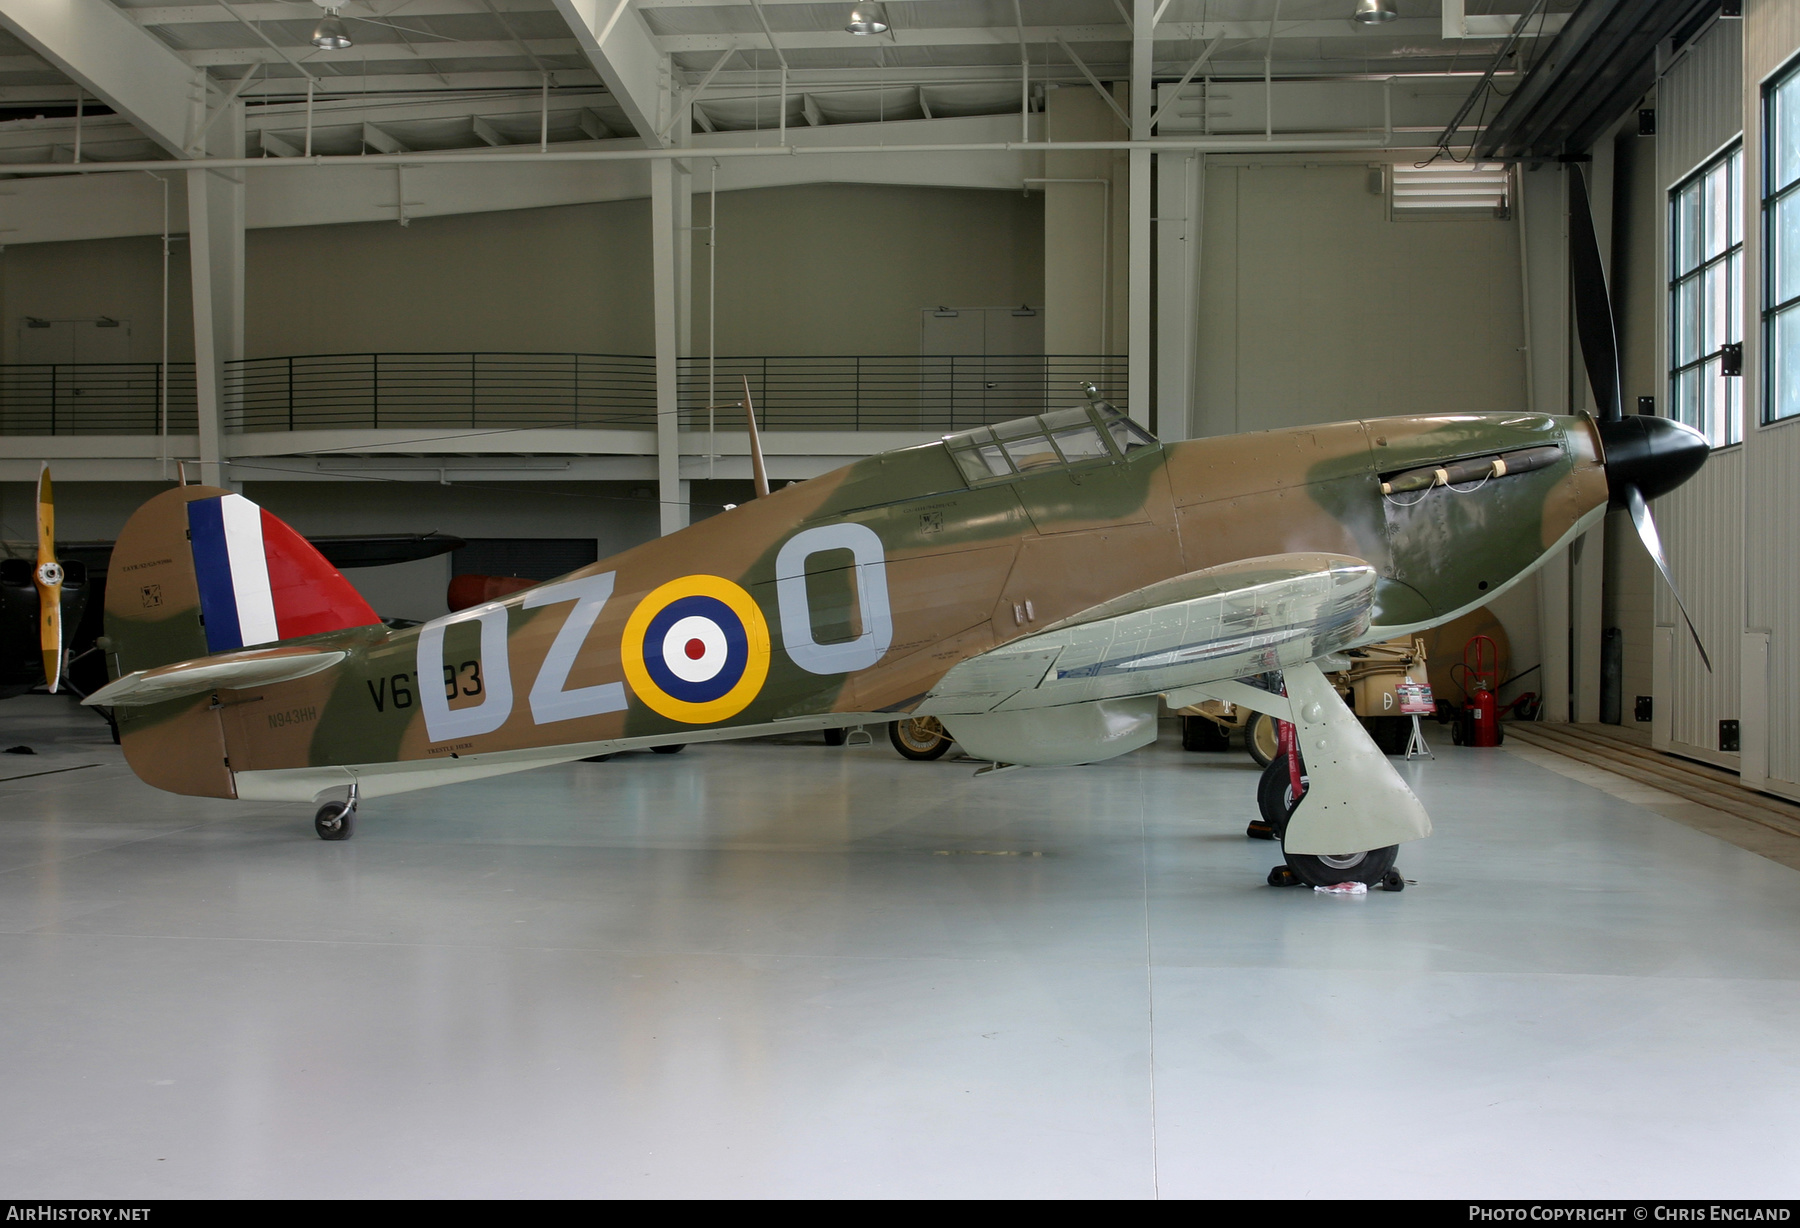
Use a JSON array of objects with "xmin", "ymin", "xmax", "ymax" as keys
[
  {"xmin": 0, "ymin": 363, "xmax": 197, "ymax": 436},
  {"xmin": 0, "ymin": 353, "xmax": 1126, "ymax": 436}
]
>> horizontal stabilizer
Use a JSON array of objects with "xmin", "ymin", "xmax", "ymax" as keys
[{"xmin": 85, "ymin": 645, "xmax": 346, "ymax": 708}]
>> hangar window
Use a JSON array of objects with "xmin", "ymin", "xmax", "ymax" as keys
[
  {"xmin": 1767, "ymin": 64, "xmax": 1800, "ymax": 423},
  {"xmin": 1671, "ymin": 143, "xmax": 1743, "ymax": 445}
]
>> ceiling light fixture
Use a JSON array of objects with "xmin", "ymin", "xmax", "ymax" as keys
[
  {"xmin": 1352, "ymin": 0, "xmax": 1398, "ymax": 22},
  {"xmin": 845, "ymin": 3, "xmax": 888, "ymax": 35},
  {"xmin": 311, "ymin": 6, "xmax": 353, "ymax": 49}
]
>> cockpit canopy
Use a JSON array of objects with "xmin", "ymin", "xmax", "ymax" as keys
[{"xmin": 942, "ymin": 404, "xmax": 1157, "ymax": 486}]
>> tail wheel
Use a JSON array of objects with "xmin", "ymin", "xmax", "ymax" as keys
[
  {"xmin": 823, "ymin": 727, "xmax": 848, "ymax": 746},
  {"xmin": 889, "ymin": 715, "xmax": 952, "ymax": 761},
  {"xmin": 652, "ymin": 744, "xmax": 686, "ymax": 755},
  {"xmin": 1256, "ymin": 757, "xmax": 1398, "ymax": 886},
  {"xmin": 1245, "ymin": 711, "xmax": 1279, "ymax": 768},
  {"xmin": 314, "ymin": 802, "xmax": 355, "ymax": 842}
]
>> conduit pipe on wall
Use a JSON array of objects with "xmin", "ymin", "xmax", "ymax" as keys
[
  {"xmin": 0, "ymin": 138, "xmax": 1437, "ymax": 178},
  {"xmin": 1517, "ymin": 163, "xmax": 1535, "ymax": 415},
  {"xmin": 143, "ymin": 170, "xmax": 170, "ymax": 454}
]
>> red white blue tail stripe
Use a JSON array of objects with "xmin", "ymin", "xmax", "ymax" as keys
[
  {"xmin": 186, "ymin": 493, "xmax": 380, "ymax": 653},
  {"xmin": 187, "ymin": 494, "xmax": 279, "ymax": 652}
]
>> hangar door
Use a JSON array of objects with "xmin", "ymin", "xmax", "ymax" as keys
[
  {"xmin": 18, "ymin": 318, "xmax": 132, "ymax": 364},
  {"xmin": 918, "ymin": 306, "xmax": 1047, "ymax": 427}
]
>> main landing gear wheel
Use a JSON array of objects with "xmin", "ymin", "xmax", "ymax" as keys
[
  {"xmin": 1245, "ymin": 711, "xmax": 1279, "ymax": 768},
  {"xmin": 314, "ymin": 801, "xmax": 355, "ymax": 841},
  {"xmin": 1251, "ymin": 755, "xmax": 1304, "ymax": 841},
  {"xmin": 1255, "ymin": 757, "xmax": 1400, "ymax": 887},
  {"xmin": 652, "ymin": 744, "xmax": 687, "ymax": 755},
  {"xmin": 823, "ymin": 727, "xmax": 848, "ymax": 746},
  {"xmin": 889, "ymin": 715, "xmax": 952, "ymax": 761}
]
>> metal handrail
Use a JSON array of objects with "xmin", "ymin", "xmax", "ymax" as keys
[
  {"xmin": 224, "ymin": 352, "xmax": 1127, "ymax": 434},
  {"xmin": 0, "ymin": 353, "xmax": 1127, "ymax": 436},
  {"xmin": 0, "ymin": 362, "xmax": 197, "ymax": 436}
]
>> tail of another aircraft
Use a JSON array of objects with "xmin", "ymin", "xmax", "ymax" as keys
[{"xmin": 103, "ymin": 485, "xmax": 381, "ymax": 682}]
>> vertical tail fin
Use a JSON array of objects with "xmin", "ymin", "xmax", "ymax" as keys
[{"xmin": 105, "ymin": 485, "xmax": 380, "ymax": 680}]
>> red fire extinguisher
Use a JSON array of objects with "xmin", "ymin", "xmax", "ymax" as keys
[{"xmin": 1464, "ymin": 634, "xmax": 1501, "ymax": 748}]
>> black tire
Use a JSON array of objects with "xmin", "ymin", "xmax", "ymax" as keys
[
  {"xmin": 823, "ymin": 727, "xmax": 848, "ymax": 746},
  {"xmin": 1257, "ymin": 757, "xmax": 1399, "ymax": 887},
  {"xmin": 889, "ymin": 715, "xmax": 952, "ymax": 760},
  {"xmin": 652, "ymin": 744, "xmax": 686, "ymax": 755},
  {"xmin": 1284, "ymin": 845, "xmax": 1399, "ymax": 888},
  {"xmin": 1181, "ymin": 715, "xmax": 1232, "ymax": 752},
  {"xmin": 1365, "ymin": 716, "xmax": 1411, "ymax": 756},
  {"xmin": 1255, "ymin": 755, "xmax": 1307, "ymax": 839},
  {"xmin": 314, "ymin": 803, "xmax": 354, "ymax": 841},
  {"xmin": 1245, "ymin": 711, "xmax": 1279, "ymax": 768}
]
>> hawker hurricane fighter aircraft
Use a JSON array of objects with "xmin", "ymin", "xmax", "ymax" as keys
[{"xmin": 84, "ymin": 389, "xmax": 1708, "ymax": 888}]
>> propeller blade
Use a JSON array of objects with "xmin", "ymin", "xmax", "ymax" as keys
[
  {"xmin": 1626, "ymin": 484, "xmax": 1711, "ymax": 673},
  {"xmin": 1569, "ymin": 164, "xmax": 1623, "ymax": 423},
  {"xmin": 34, "ymin": 461, "xmax": 62, "ymax": 694}
]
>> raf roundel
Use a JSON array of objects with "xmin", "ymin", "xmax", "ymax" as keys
[{"xmin": 621, "ymin": 574, "xmax": 772, "ymax": 723}]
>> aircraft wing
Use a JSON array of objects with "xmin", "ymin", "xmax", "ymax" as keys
[
  {"xmin": 84, "ymin": 644, "xmax": 347, "ymax": 708},
  {"xmin": 915, "ymin": 553, "xmax": 1374, "ymax": 716}
]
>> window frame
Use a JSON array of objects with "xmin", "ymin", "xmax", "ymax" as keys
[
  {"xmin": 942, "ymin": 405, "xmax": 1139, "ymax": 487},
  {"xmin": 1766, "ymin": 55, "xmax": 1800, "ymax": 425},
  {"xmin": 1668, "ymin": 140, "xmax": 1744, "ymax": 446}
]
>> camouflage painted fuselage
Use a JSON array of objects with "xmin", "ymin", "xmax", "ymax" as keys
[{"xmin": 107, "ymin": 410, "xmax": 1608, "ymax": 802}]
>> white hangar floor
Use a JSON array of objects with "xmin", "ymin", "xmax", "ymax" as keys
[{"xmin": 0, "ymin": 695, "xmax": 1796, "ymax": 1199}]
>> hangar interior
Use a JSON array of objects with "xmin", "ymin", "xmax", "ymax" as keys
[{"xmin": 1, "ymin": 0, "xmax": 1798, "ymax": 1199}]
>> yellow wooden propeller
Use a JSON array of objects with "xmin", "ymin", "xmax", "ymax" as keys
[{"xmin": 34, "ymin": 462, "xmax": 62, "ymax": 693}]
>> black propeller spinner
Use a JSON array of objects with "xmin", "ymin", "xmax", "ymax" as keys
[{"xmin": 1569, "ymin": 164, "xmax": 1713, "ymax": 672}]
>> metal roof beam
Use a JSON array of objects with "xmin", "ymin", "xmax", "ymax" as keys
[
  {"xmin": 360, "ymin": 120, "xmax": 410, "ymax": 152},
  {"xmin": 1475, "ymin": 0, "xmax": 1695, "ymax": 159},
  {"xmin": 0, "ymin": 0, "xmax": 199, "ymax": 156},
  {"xmin": 133, "ymin": 1, "xmax": 501, "ymax": 23},
  {"xmin": 551, "ymin": 0, "xmax": 669, "ymax": 147},
  {"xmin": 656, "ymin": 18, "xmax": 1556, "ymax": 53},
  {"xmin": 184, "ymin": 38, "xmax": 582, "ymax": 66},
  {"xmin": 239, "ymin": 70, "xmax": 603, "ymax": 95}
]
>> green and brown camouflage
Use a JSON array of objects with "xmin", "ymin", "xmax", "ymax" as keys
[{"xmin": 96, "ymin": 402, "xmax": 1686, "ymax": 805}]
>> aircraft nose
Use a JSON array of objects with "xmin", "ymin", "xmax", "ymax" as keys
[{"xmin": 1598, "ymin": 413, "xmax": 1710, "ymax": 508}]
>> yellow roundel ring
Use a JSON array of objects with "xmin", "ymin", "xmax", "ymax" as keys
[{"xmin": 621, "ymin": 574, "xmax": 771, "ymax": 724}]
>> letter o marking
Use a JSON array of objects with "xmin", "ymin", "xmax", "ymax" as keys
[{"xmin": 775, "ymin": 522, "xmax": 892, "ymax": 676}]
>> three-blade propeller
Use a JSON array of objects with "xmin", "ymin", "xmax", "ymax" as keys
[
  {"xmin": 1570, "ymin": 166, "xmax": 1713, "ymax": 672},
  {"xmin": 34, "ymin": 462, "xmax": 62, "ymax": 694}
]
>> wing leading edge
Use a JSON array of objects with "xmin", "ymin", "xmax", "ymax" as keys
[{"xmin": 916, "ymin": 553, "xmax": 1376, "ymax": 718}]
